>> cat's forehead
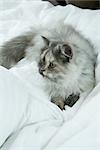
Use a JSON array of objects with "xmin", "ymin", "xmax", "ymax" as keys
[
  {"xmin": 46, "ymin": 50, "xmax": 55, "ymax": 61},
  {"xmin": 50, "ymin": 41, "xmax": 63, "ymax": 47},
  {"xmin": 41, "ymin": 48, "xmax": 54, "ymax": 61},
  {"xmin": 45, "ymin": 50, "xmax": 55, "ymax": 63}
]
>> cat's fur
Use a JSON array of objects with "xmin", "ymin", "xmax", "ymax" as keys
[
  {"xmin": 0, "ymin": 25, "xmax": 96, "ymax": 109},
  {"xmin": 38, "ymin": 26, "xmax": 96, "ymax": 109},
  {"xmin": 0, "ymin": 32, "xmax": 35, "ymax": 68}
]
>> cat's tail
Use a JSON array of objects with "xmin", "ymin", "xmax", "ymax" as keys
[{"xmin": 0, "ymin": 32, "xmax": 34, "ymax": 69}]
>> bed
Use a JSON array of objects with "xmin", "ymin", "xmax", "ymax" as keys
[{"xmin": 0, "ymin": 0, "xmax": 100, "ymax": 149}]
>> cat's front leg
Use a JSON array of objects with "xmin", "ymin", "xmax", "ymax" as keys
[
  {"xmin": 51, "ymin": 96, "xmax": 65, "ymax": 110},
  {"xmin": 51, "ymin": 94, "xmax": 80, "ymax": 110},
  {"xmin": 65, "ymin": 93, "xmax": 80, "ymax": 107}
]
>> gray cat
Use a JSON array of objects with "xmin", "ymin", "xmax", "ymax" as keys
[
  {"xmin": 38, "ymin": 27, "xmax": 96, "ymax": 110},
  {"xmin": 0, "ymin": 25, "xmax": 96, "ymax": 109}
]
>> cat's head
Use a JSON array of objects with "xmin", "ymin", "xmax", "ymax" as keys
[{"xmin": 38, "ymin": 36, "xmax": 73, "ymax": 81}]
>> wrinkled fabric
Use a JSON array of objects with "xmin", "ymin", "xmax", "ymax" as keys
[{"xmin": 0, "ymin": 0, "xmax": 100, "ymax": 150}]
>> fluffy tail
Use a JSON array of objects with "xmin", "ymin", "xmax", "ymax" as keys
[{"xmin": 0, "ymin": 32, "xmax": 34, "ymax": 69}]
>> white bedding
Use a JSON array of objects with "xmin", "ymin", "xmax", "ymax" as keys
[{"xmin": 0, "ymin": 0, "xmax": 100, "ymax": 150}]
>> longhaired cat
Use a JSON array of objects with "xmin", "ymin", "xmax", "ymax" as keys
[
  {"xmin": 38, "ymin": 26, "xmax": 96, "ymax": 109},
  {"xmin": 0, "ymin": 25, "xmax": 96, "ymax": 109}
]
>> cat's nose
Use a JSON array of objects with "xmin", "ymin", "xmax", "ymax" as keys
[{"xmin": 39, "ymin": 68, "xmax": 45, "ymax": 76}]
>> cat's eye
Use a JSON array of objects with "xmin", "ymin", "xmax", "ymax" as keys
[{"xmin": 48, "ymin": 62, "xmax": 55, "ymax": 69}]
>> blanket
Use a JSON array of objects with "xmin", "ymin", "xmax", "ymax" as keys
[{"xmin": 0, "ymin": 0, "xmax": 100, "ymax": 149}]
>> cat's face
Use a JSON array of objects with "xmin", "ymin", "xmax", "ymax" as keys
[{"xmin": 38, "ymin": 37, "xmax": 73, "ymax": 81}]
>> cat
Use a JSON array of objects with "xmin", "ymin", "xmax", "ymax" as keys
[
  {"xmin": 38, "ymin": 26, "xmax": 96, "ymax": 110},
  {"xmin": 0, "ymin": 25, "xmax": 96, "ymax": 110}
]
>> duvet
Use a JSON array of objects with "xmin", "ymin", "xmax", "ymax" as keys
[{"xmin": 0, "ymin": 0, "xmax": 100, "ymax": 150}]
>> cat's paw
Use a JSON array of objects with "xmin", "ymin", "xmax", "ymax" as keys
[
  {"xmin": 65, "ymin": 94, "xmax": 80, "ymax": 107},
  {"xmin": 51, "ymin": 97, "xmax": 65, "ymax": 110}
]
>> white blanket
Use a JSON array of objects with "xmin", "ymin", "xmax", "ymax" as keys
[{"xmin": 0, "ymin": 0, "xmax": 100, "ymax": 150}]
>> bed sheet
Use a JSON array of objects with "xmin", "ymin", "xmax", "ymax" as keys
[{"xmin": 0, "ymin": 0, "xmax": 100, "ymax": 150}]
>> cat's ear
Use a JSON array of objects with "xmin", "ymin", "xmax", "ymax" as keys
[
  {"xmin": 62, "ymin": 44, "xmax": 73, "ymax": 59},
  {"xmin": 41, "ymin": 36, "xmax": 50, "ymax": 46}
]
